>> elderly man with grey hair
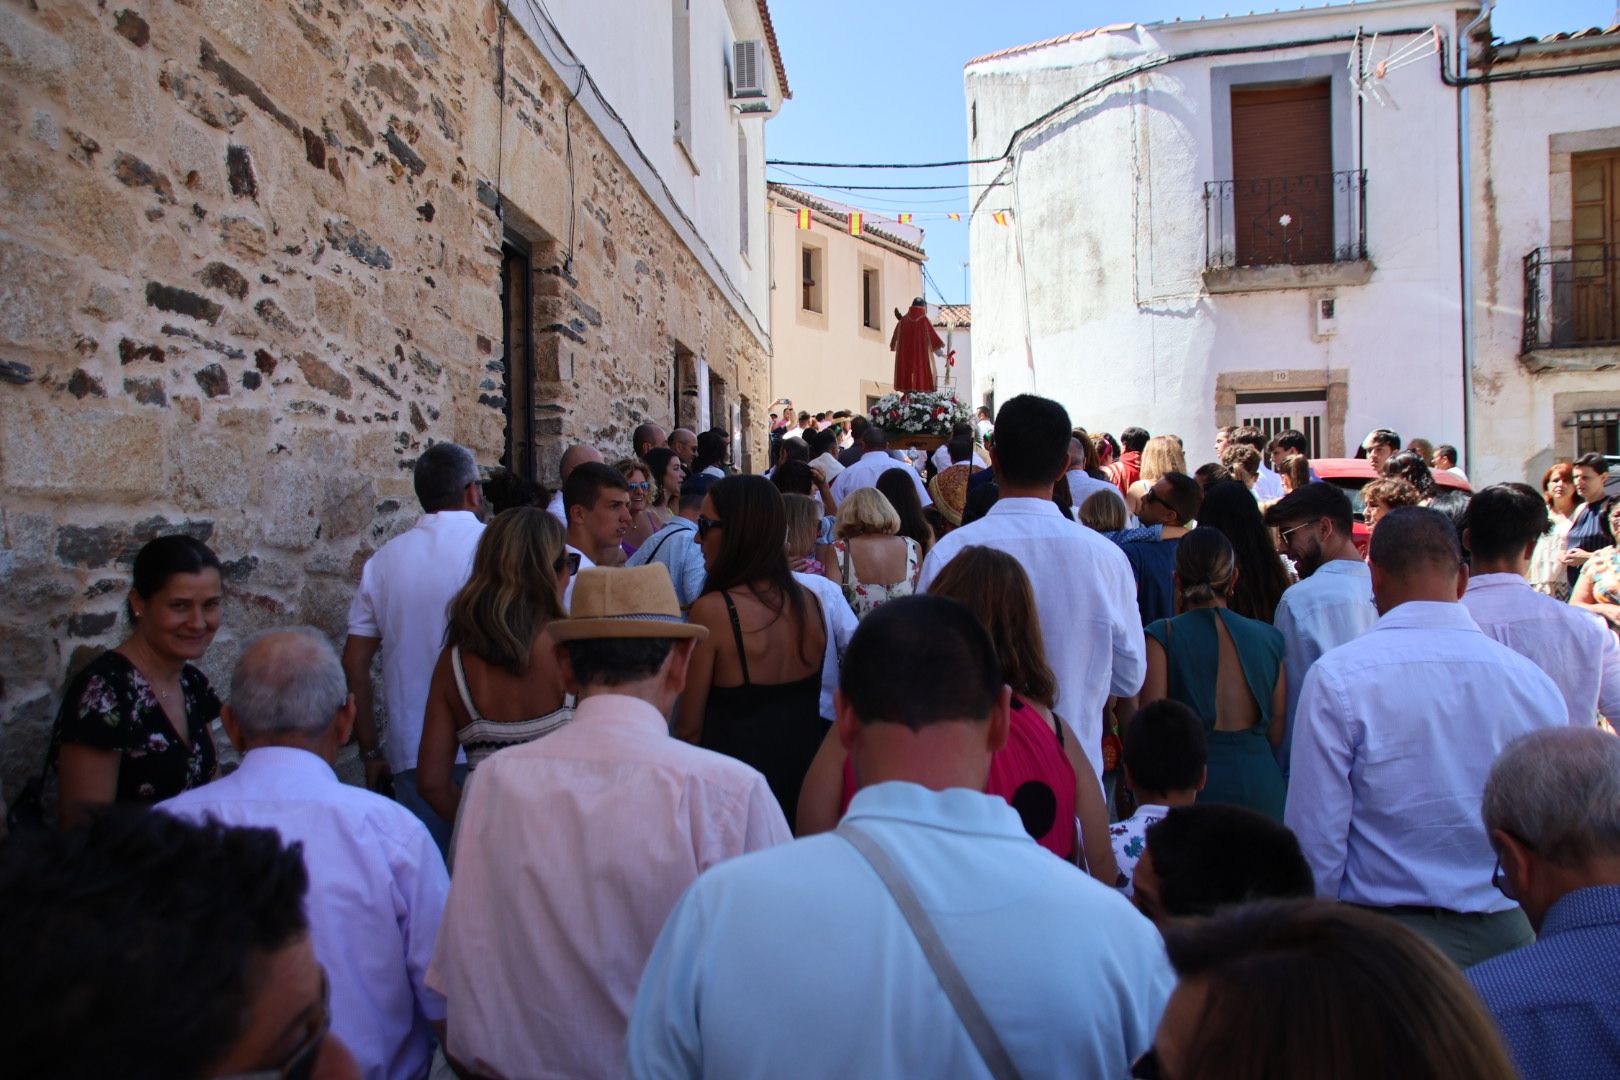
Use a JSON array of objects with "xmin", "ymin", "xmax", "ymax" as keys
[
  {"xmin": 162, "ymin": 628, "xmax": 450, "ymax": 1080},
  {"xmin": 1466, "ymin": 727, "xmax": 1620, "ymax": 1078}
]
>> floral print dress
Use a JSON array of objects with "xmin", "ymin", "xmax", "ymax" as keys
[
  {"xmin": 832, "ymin": 536, "xmax": 921, "ymax": 620},
  {"xmin": 52, "ymin": 651, "xmax": 219, "ymax": 804}
]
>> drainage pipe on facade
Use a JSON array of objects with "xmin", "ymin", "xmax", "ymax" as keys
[{"xmin": 1453, "ymin": 2, "xmax": 1493, "ymax": 476}]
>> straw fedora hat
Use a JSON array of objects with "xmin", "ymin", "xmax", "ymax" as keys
[{"xmin": 550, "ymin": 566, "xmax": 708, "ymax": 643}]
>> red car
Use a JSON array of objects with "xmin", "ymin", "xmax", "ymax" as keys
[{"xmin": 1308, "ymin": 458, "xmax": 1473, "ymax": 555}]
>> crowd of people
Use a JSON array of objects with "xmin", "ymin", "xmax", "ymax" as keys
[{"xmin": 5, "ymin": 397, "xmax": 1620, "ymax": 1079}]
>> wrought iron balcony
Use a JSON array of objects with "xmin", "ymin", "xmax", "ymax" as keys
[
  {"xmin": 1523, "ymin": 244, "xmax": 1620, "ymax": 352},
  {"xmin": 1204, "ymin": 170, "xmax": 1368, "ymax": 270}
]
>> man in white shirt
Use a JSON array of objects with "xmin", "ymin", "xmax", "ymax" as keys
[
  {"xmin": 343, "ymin": 442, "xmax": 485, "ymax": 851},
  {"xmin": 832, "ymin": 425, "xmax": 933, "ymax": 508},
  {"xmin": 1460, "ymin": 483, "xmax": 1620, "ymax": 723},
  {"xmin": 1434, "ymin": 443, "xmax": 1469, "ymax": 483},
  {"xmin": 545, "ymin": 443, "xmax": 603, "ymax": 525},
  {"xmin": 1265, "ymin": 482, "xmax": 1379, "ymax": 775},
  {"xmin": 163, "ymin": 628, "xmax": 448, "ymax": 1080},
  {"xmin": 1233, "ymin": 425, "xmax": 1284, "ymax": 501},
  {"xmin": 929, "ymin": 421, "xmax": 988, "ymax": 474},
  {"xmin": 1286, "ymin": 507, "xmax": 1569, "ymax": 968},
  {"xmin": 563, "ymin": 461, "xmax": 632, "ymax": 610},
  {"xmin": 919, "ymin": 394, "xmax": 1145, "ymax": 779},
  {"xmin": 628, "ymin": 596, "xmax": 1171, "ymax": 1079},
  {"xmin": 430, "ymin": 567, "xmax": 789, "ymax": 1079},
  {"xmin": 803, "ymin": 428, "xmax": 846, "ymax": 482}
]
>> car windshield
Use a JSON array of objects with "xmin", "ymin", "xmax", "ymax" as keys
[{"xmin": 1327, "ymin": 478, "xmax": 1369, "ymax": 520}]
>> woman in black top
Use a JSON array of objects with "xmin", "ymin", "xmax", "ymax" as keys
[
  {"xmin": 677, "ymin": 476, "xmax": 827, "ymax": 827},
  {"xmin": 1563, "ymin": 452, "xmax": 1613, "ymax": 589},
  {"xmin": 53, "ymin": 535, "xmax": 223, "ymax": 823}
]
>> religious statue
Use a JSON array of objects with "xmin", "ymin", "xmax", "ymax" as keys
[{"xmin": 888, "ymin": 296, "xmax": 943, "ymax": 393}]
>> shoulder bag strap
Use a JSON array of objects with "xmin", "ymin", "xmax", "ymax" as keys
[{"xmin": 837, "ymin": 822, "xmax": 1023, "ymax": 1080}]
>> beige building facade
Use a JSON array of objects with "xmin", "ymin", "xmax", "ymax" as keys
[
  {"xmin": 0, "ymin": 0, "xmax": 785, "ymax": 792},
  {"xmin": 768, "ymin": 184, "xmax": 926, "ymax": 416}
]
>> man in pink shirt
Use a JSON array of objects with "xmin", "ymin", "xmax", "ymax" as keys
[{"xmin": 428, "ymin": 567, "xmax": 790, "ymax": 1079}]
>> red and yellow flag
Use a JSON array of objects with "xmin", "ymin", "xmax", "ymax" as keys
[
  {"xmin": 848, "ymin": 212, "xmax": 863, "ymax": 236},
  {"xmin": 947, "ymin": 212, "xmax": 962, "ymax": 221},
  {"xmin": 795, "ymin": 208, "xmax": 811, "ymax": 230},
  {"xmin": 897, "ymin": 213, "xmax": 913, "ymax": 224},
  {"xmin": 992, "ymin": 211, "xmax": 1010, "ymax": 226}
]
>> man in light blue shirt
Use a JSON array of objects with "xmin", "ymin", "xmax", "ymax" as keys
[
  {"xmin": 1265, "ymin": 483, "xmax": 1379, "ymax": 775},
  {"xmin": 628, "ymin": 596, "xmax": 1171, "ymax": 1078},
  {"xmin": 1285, "ymin": 508, "xmax": 1568, "ymax": 968},
  {"xmin": 626, "ymin": 475, "xmax": 711, "ymax": 608}
]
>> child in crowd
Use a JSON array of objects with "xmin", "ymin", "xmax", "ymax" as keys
[{"xmin": 1111, "ymin": 700, "xmax": 1208, "ymax": 896}]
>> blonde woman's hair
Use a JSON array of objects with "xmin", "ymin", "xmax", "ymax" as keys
[
  {"xmin": 782, "ymin": 493, "xmax": 821, "ymax": 559},
  {"xmin": 613, "ymin": 457, "xmax": 650, "ymax": 485},
  {"xmin": 1140, "ymin": 435, "xmax": 1188, "ymax": 485},
  {"xmin": 445, "ymin": 507, "xmax": 566, "ymax": 673},
  {"xmin": 834, "ymin": 486, "xmax": 901, "ymax": 539},
  {"xmin": 1080, "ymin": 489, "xmax": 1126, "ymax": 532}
]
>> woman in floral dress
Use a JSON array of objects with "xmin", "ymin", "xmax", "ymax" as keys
[
  {"xmin": 52, "ymin": 535, "xmax": 224, "ymax": 824},
  {"xmin": 823, "ymin": 488, "xmax": 921, "ymax": 619}
]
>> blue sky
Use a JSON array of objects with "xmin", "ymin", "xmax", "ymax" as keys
[{"xmin": 766, "ymin": 0, "xmax": 1618, "ymax": 303}]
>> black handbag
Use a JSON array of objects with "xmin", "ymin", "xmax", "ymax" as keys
[{"xmin": 6, "ymin": 740, "xmax": 58, "ymax": 831}]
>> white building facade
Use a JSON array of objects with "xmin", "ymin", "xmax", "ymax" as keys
[{"xmin": 965, "ymin": 1, "xmax": 1620, "ymax": 481}]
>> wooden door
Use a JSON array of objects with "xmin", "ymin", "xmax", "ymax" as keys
[
  {"xmin": 1231, "ymin": 82, "xmax": 1333, "ymax": 266},
  {"xmin": 1572, "ymin": 150, "xmax": 1620, "ymax": 344}
]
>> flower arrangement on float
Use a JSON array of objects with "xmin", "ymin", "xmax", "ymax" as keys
[{"xmin": 869, "ymin": 390, "xmax": 972, "ymax": 438}]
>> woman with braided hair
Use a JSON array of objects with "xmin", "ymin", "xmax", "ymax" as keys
[{"xmin": 1136, "ymin": 527, "xmax": 1288, "ymax": 821}]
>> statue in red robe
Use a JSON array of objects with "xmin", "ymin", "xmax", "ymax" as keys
[{"xmin": 889, "ymin": 297, "xmax": 942, "ymax": 393}]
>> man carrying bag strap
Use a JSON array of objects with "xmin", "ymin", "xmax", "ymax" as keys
[{"xmin": 628, "ymin": 596, "xmax": 1173, "ymax": 1079}]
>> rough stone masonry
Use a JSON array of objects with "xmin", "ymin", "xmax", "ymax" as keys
[{"xmin": 0, "ymin": 0, "xmax": 769, "ymax": 794}]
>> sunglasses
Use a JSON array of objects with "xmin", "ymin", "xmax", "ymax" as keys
[
  {"xmin": 697, "ymin": 515, "xmax": 725, "ymax": 540},
  {"xmin": 627, "ymin": 481, "xmax": 651, "ymax": 493},
  {"xmin": 220, "ymin": 969, "xmax": 331, "ymax": 1080},
  {"xmin": 553, "ymin": 551, "xmax": 582, "ymax": 575},
  {"xmin": 1277, "ymin": 519, "xmax": 1319, "ymax": 545}
]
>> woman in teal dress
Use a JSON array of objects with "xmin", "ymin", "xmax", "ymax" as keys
[{"xmin": 1139, "ymin": 527, "xmax": 1289, "ymax": 820}]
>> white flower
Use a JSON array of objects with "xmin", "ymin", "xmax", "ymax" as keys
[{"xmin": 1279, "ymin": 213, "xmax": 1293, "ymax": 227}]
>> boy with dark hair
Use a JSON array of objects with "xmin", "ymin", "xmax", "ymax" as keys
[
  {"xmin": 1130, "ymin": 805, "xmax": 1314, "ymax": 926},
  {"xmin": 1111, "ymin": 701, "xmax": 1208, "ymax": 896},
  {"xmin": 563, "ymin": 461, "xmax": 632, "ymax": 607}
]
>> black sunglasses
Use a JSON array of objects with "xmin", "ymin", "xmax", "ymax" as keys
[
  {"xmin": 553, "ymin": 551, "xmax": 582, "ymax": 575},
  {"xmin": 697, "ymin": 515, "xmax": 725, "ymax": 540}
]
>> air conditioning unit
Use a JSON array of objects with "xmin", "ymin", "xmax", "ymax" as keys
[{"xmin": 731, "ymin": 40, "xmax": 767, "ymax": 99}]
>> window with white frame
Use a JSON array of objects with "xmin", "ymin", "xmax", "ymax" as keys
[
  {"xmin": 801, "ymin": 244, "xmax": 824, "ymax": 314},
  {"xmin": 861, "ymin": 267, "xmax": 880, "ymax": 330},
  {"xmin": 1236, "ymin": 390, "xmax": 1327, "ymax": 457}
]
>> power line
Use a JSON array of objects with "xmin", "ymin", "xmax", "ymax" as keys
[{"xmin": 764, "ymin": 177, "xmax": 1004, "ymax": 191}]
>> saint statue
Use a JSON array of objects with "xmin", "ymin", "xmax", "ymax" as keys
[{"xmin": 888, "ymin": 297, "xmax": 943, "ymax": 393}]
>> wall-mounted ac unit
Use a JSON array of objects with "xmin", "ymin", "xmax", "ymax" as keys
[{"xmin": 731, "ymin": 40, "xmax": 767, "ymax": 99}]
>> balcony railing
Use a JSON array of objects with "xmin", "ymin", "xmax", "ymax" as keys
[
  {"xmin": 1523, "ymin": 244, "xmax": 1620, "ymax": 352},
  {"xmin": 1204, "ymin": 170, "xmax": 1368, "ymax": 270}
]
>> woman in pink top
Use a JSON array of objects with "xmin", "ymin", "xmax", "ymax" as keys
[{"xmin": 797, "ymin": 545, "xmax": 1119, "ymax": 881}]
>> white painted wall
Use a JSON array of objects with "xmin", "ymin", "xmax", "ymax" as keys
[
  {"xmin": 1468, "ymin": 46, "xmax": 1620, "ymax": 483},
  {"xmin": 931, "ymin": 316, "xmax": 973, "ymax": 406},
  {"xmin": 966, "ymin": 2, "xmax": 1468, "ymax": 462},
  {"xmin": 509, "ymin": 0, "xmax": 781, "ymax": 342},
  {"xmin": 768, "ymin": 196, "xmax": 925, "ymax": 413}
]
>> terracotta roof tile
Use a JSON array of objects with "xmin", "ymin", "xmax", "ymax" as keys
[
  {"xmin": 964, "ymin": 24, "xmax": 1137, "ymax": 67},
  {"xmin": 932, "ymin": 304, "xmax": 971, "ymax": 327},
  {"xmin": 755, "ymin": 0, "xmax": 790, "ymax": 98},
  {"xmin": 767, "ymin": 183, "xmax": 925, "ymax": 256}
]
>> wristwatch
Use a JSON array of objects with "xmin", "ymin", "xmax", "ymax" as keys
[{"xmin": 360, "ymin": 745, "xmax": 387, "ymax": 763}]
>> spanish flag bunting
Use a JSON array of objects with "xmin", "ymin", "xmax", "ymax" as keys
[
  {"xmin": 795, "ymin": 208, "xmax": 811, "ymax": 230},
  {"xmin": 992, "ymin": 211, "xmax": 1010, "ymax": 226},
  {"xmin": 897, "ymin": 213, "xmax": 913, "ymax": 224},
  {"xmin": 848, "ymin": 212, "xmax": 863, "ymax": 236},
  {"xmin": 947, "ymin": 212, "xmax": 961, "ymax": 220}
]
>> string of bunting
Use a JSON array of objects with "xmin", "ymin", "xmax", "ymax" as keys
[{"xmin": 781, "ymin": 205, "xmax": 1010, "ymax": 233}]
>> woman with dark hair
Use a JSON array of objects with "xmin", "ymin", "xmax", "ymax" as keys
[
  {"xmin": 1195, "ymin": 481, "xmax": 1290, "ymax": 623},
  {"xmin": 1137, "ymin": 528, "xmax": 1287, "ymax": 821},
  {"xmin": 796, "ymin": 546, "xmax": 1119, "ymax": 882},
  {"xmin": 1562, "ymin": 452, "xmax": 1613, "ymax": 588},
  {"xmin": 50, "ymin": 534, "xmax": 224, "ymax": 823},
  {"xmin": 1530, "ymin": 461, "xmax": 1577, "ymax": 599},
  {"xmin": 1143, "ymin": 900, "xmax": 1517, "ymax": 1080},
  {"xmin": 1382, "ymin": 449, "xmax": 1437, "ymax": 500},
  {"xmin": 875, "ymin": 467, "xmax": 935, "ymax": 558},
  {"xmin": 679, "ymin": 476, "xmax": 829, "ymax": 824},
  {"xmin": 642, "ymin": 446, "xmax": 685, "ymax": 526},
  {"xmin": 416, "ymin": 508, "xmax": 573, "ymax": 824},
  {"xmin": 693, "ymin": 429, "xmax": 729, "ymax": 479}
]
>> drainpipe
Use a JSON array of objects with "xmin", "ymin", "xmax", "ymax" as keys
[{"xmin": 1456, "ymin": 1, "xmax": 1494, "ymax": 474}]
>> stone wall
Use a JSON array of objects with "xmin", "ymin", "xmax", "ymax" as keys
[{"xmin": 0, "ymin": 0, "xmax": 769, "ymax": 795}]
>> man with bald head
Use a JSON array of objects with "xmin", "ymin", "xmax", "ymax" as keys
[
  {"xmin": 633, "ymin": 422, "xmax": 666, "ymax": 464},
  {"xmin": 162, "ymin": 627, "xmax": 449, "ymax": 1080},
  {"xmin": 547, "ymin": 442, "xmax": 604, "ymax": 525},
  {"xmin": 1286, "ymin": 507, "xmax": 1567, "ymax": 968},
  {"xmin": 668, "ymin": 427, "xmax": 698, "ymax": 469}
]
